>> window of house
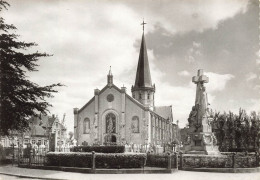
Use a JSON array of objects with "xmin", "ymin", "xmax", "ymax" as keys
[
  {"xmin": 147, "ymin": 93, "xmax": 150, "ymax": 99},
  {"xmin": 24, "ymin": 139, "xmax": 29, "ymax": 145},
  {"xmin": 32, "ymin": 140, "xmax": 35, "ymax": 144},
  {"xmin": 38, "ymin": 140, "xmax": 41, "ymax": 145},
  {"xmin": 131, "ymin": 116, "xmax": 139, "ymax": 133},
  {"xmin": 44, "ymin": 140, "xmax": 47, "ymax": 145},
  {"xmin": 56, "ymin": 122, "xmax": 58, "ymax": 128},
  {"xmin": 139, "ymin": 93, "xmax": 142, "ymax": 99},
  {"xmin": 83, "ymin": 118, "xmax": 90, "ymax": 134}
]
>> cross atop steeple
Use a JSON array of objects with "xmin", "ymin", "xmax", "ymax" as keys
[
  {"xmin": 141, "ymin": 19, "xmax": 147, "ymax": 32},
  {"xmin": 107, "ymin": 66, "xmax": 113, "ymax": 85},
  {"xmin": 108, "ymin": 66, "xmax": 112, "ymax": 76}
]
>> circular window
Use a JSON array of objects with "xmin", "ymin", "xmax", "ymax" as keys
[{"xmin": 107, "ymin": 94, "xmax": 114, "ymax": 102}]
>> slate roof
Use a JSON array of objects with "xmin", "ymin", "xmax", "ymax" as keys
[{"xmin": 154, "ymin": 106, "xmax": 173, "ymax": 122}]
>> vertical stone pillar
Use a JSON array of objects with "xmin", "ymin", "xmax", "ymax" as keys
[
  {"xmin": 92, "ymin": 151, "xmax": 96, "ymax": 171},
  {"xmin": 150, "ymin": 115, "xmax": 154, "ymax": 143},
  {"xmin": 73, "ymin": 108, "xmax": 79, "ymax": 142},
  {"xmin": 121, "ymin": 87, "xmax": 126, "ymax": 142},
  {"xmin": 158, "ymin": 118, "xmax": 161, "ymax": 143},
  {"xmin": 94, "ymin": 89, "xmax": 100, "ymax": 143},
  {"xmin": 144, "ymin": 107, "xmax": 150, "ymax": 145}
]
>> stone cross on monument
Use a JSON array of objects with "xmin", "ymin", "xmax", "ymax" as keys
[{"xmin": 191, "ymin": 69, "xmax": 210, "ymax": 130}]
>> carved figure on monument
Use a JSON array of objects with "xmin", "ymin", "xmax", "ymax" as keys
[
  {"xmin": 202, "ymin": 134, "xmax": 212, "ymax": 145},
  {"xmin": 212, "ymin": 134, "xmax": 217, "ymax": 146},
  {"xmin": 188, "ymin": 106, "xmax": 197, "ymax": 126},
  {"xmin": 184, "ymin": 135, "xmax": 191, "ymax": 145}
]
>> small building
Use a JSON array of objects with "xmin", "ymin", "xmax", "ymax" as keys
[{"xmin": 0, "ymin": 114, "xmax": 67, "ymax": 150}]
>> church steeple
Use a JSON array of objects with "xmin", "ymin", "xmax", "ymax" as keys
[
  {"xmin": 134, "ymin": 33, "xmax": 153, "ymax": 88},
  {"xmin": 132, "ymin": 21, "xmax": 155, "ymax": 109},
  {"xmin": 107, "ymin": 66, "xmax": 113, "ymax": 85}
]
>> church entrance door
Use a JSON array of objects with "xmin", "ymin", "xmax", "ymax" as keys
[
  {"xmin": 104, "ymin": 134, "xmax": 117, "ymax": 145},
  {"xmin": 111, "ymin": 135, "xmax": 116, "ymax": 143}
]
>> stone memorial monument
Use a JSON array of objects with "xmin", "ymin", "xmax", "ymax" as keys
[{"xmin": 184, "ymin": 69, "xmax": 220, "ymax": 155}]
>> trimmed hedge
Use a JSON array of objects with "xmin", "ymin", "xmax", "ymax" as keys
[
  {"xmin": 46, "ymin": 152, "xmax": 146, "ymax": 168},
  {"xmin": 146, "ymin": 153, "xmax": 178, "ymax": 168},
  {"xmin": 0, "ymin": 144, "xmax": 5, "ymax": 161},
  {"xmin": 73, "ymin": 145, "xmax": 125, "ymax": 153},
  {"xmin": 182, "ymin": 154, "xmax": 258, "ymax": 168},
  {"xmin": 146, "ymin": 153, "xmax": 168, "ymax": 168},
  {"xmin": 46, "ymin": 152, "xmax": 92, "ymax": 167}
]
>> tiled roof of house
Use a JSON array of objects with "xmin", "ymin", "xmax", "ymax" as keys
[{"xmin": 29, "ymin": 114, "xmax": 65, "ymax": 137}]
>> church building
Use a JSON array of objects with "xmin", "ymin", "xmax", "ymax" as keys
[{"xmin": 74, "ymin": 26, "xmax": 177, "ymax": 150}]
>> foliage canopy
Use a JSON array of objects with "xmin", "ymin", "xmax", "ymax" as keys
[{"xmin": 0, "ymin": 1, "xmax": 62, "ymax": 135}]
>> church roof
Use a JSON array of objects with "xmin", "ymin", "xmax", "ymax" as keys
[
  {"xmin": 134, "ymin": 33, "xmax": 153, "ymax": 89},
  {"xmin": 154, "ymin": 106, "xmax": 173, "ymax": 122}
]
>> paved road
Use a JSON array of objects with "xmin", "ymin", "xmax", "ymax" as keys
[
  {"xmin": 0, "ymin": 172, "xmax": 260, "ymax": 180},
  {"xmin": 0, "ymin": 165, "xmax": 259, "ymax": 180},
  {"xmin": 0, "ymin": 174, "xmax": 41, "ymax": 180}
]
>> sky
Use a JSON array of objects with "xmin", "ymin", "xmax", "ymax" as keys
[{"xmin": 2, "ymin": 0, "xmax": 259, "ymax": 132}]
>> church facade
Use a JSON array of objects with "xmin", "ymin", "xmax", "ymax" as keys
[{"xmin": 74, "ymin": 30, "xmax": 178, "ymax": 149}]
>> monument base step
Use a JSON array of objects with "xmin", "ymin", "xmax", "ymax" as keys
[{"xmin": 186, "ymin": 151, "xmax": 206, "ymax": 154}]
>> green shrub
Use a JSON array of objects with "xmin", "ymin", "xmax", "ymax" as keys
[
  {"xmin": 0, "ymin": 144, "xmax": 5, "ymax": 161},
  {"xmin": 3, "ymin": 147, "xmax": 13, "ymax": 157},
  {"xmin": 73, "ymin": 145, "xmax": 125, "ymax": 153},
  {"xmin": 181, "ymin": 154, "xmax": 257, "ymax": 168},
  {"xmin": 46, "ymin": 152, "xmax": 146, "ymax": 168},
  {"xmin": 146, "ymin": 153, "xmax": 169, "ymax": 168}
]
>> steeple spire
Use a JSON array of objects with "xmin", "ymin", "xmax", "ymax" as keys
[
  {"xmin": 107, "ymin": 66, "xmax": 113, "ymax": 85},
  {"xmin": 132, "ymin": 21, "xmax": 155, "ymax": 109},
  {"xmin": 133, "ymin": 25, "xmax": 153, "ymax": 88}
]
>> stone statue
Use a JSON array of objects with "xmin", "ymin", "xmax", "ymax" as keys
[
  {"xmin": 188, "ymin": 106, "xmax": 197, "ymax": 126},
  {"xmin": 183, "ymin": 69, "xmax": 220, "ymax": 155},
  {"xmin": 192, "ymin": 69, "xmax": 210, "ymax": 128}
]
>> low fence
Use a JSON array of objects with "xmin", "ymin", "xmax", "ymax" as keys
[
  {"xmin": 14, "ymin": 146, "xmax": 260, "ymax": 169},
  {"xmin": 18, "ymin": 147, "xmax": 72, "ymax": 166}
]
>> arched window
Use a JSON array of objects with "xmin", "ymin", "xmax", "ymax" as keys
[
  {"xmin": 83, "ymin": 118, "xmax": 90, "ymax": 134},
  {"xmin": 106, "ymin": 113, "xmax": 116, "ymax": 133},
  {"xmin": 132, "ymin": 116, "xmax": 139, "ymax": 133}
]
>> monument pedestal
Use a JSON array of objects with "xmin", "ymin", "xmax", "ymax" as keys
[{"xmin": 184, "ymin": 132, "xmax": 220, "ymax": 155}]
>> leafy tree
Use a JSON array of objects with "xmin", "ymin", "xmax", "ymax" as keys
[
  {"xmin": 0, "ymin": 1, "xmax": 62, "ymax": 135},
  {"xmin": 213, "ymin": 109, "xmax": 260, "ymax": 152}
]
